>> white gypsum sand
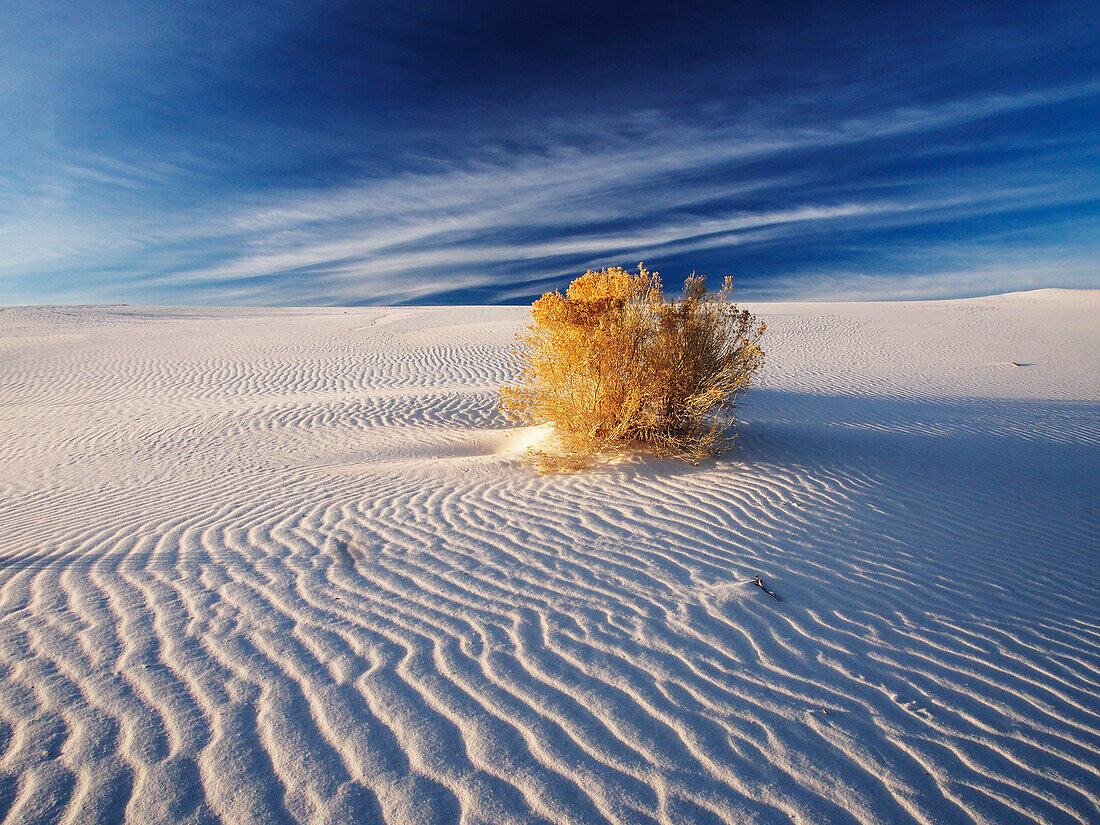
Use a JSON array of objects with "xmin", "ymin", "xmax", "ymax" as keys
[{"xmin": 0, "ymin": 291, "xmax": 1097, "ymax": 825}]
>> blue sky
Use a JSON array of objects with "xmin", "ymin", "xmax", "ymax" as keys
[{"xmin": 1, "ymin": 1, "xmax": 1097, "ymax": 305}]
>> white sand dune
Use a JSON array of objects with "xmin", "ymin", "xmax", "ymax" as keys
[{"xmin": 0, "ymin": 291, "xmax": 1097, "ymax": 825}]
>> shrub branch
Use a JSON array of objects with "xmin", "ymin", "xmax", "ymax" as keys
[{"xmin": 501, "ymin": 264, "xmax": 764, "ymax": 471}]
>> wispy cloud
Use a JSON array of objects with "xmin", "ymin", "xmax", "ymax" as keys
[
  {"xmin": 1, "ymin": 1, "xmax": 1097, "ymax": 304},
  {"xmin": 130, "ymin": 85, "xmax": 1100, "ymax": 303}
]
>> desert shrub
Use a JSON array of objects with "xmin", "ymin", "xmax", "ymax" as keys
[{"xmin": 501, "ymin": 264, "xmax": 764, "ymax": 471}]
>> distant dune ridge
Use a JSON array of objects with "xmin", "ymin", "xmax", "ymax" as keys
[{"xmin": 0, "ymin": 291, "xmax": 1097, "ymax": 825}]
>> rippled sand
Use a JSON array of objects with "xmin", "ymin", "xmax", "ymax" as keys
[{"xmin": 1, "ymin": 291, "xmax": 1097, "ymax": 824}]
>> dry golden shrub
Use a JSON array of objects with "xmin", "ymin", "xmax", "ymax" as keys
[{"xmin": 501, "ymin": 264, "xmax": 765, "ymax": 471}]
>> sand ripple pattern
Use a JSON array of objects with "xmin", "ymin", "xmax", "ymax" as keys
[{"xmin": 1, "ymin": 298, "xmax": 1098, "ymax": 825}]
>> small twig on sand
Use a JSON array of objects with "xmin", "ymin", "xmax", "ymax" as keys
[{"xmin": 754, "ymin": 574, "xmax": 781, "ymax": 601}]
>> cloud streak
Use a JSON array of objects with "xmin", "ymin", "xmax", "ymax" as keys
[{"xmin": 1, "ymin": 1, "xmax": 1097, "ymax": 304}]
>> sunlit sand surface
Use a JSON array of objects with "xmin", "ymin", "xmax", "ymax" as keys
[{"xmin": 1, "ymin": 291, "xmax": 1097, "ymax": 824}]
